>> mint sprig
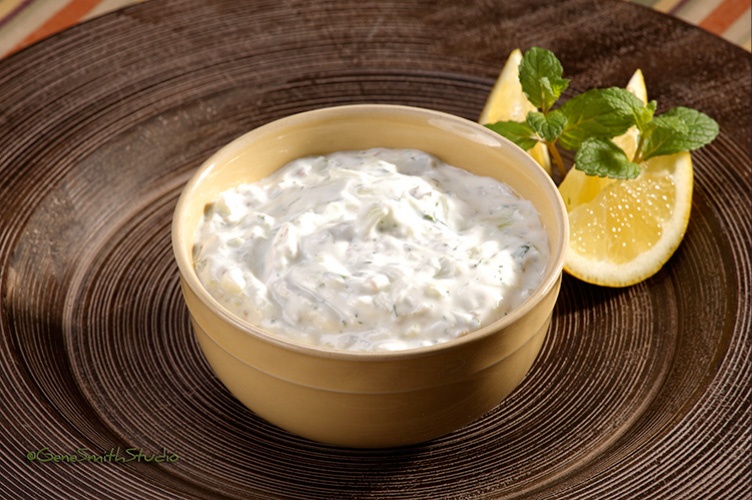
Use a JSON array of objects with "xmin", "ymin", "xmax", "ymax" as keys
[{"xmin": 486, "ymin": 47, "xmax": 719, "ymax": 180}]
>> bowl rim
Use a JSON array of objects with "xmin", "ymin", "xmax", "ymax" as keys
[{"xmin": 172, "ymin": 103, "xmax": 569, "ymax": 360}]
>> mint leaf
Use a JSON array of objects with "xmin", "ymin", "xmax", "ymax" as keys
[
  {"xmin": 574, "ymin": 137, "xmax": 641, "ymax": 179},
  {"xmin": 519, "ymin": 47, "xmax": 570, "ymax": 112},
  {"xmin": 639, "ymin": 107, "xmax": 719, "ymax": 161},
  {"xmin": 634, "ymin": 100, "xmax": 657, "ymax": 133},
  {"xmin": 485, "ymin": 121, "xmax": 539, "ymax": 151},
  {"xmin": 526, "ymin": 110, "xmax": 566, "ymax": 142},
  {"xmin": 558, "ymin": 87, "xmax": 642, "ymax": 150},
  {"xmin": 638, "ymin": 115, "xmax": 686, "ymax": 161}
]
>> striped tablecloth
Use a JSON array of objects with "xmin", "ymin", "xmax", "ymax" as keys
[{"xmin": 0, "ymin": 0, "xmax": 750, "ymax": 60}]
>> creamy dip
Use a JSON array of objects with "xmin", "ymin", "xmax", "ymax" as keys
[{"xmin": 194, "ymin": 148, "xmax": 549, "ymax": 352}]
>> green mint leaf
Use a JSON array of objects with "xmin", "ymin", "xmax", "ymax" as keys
[
  {"xmin": 526, "ymin": 110, "xmax": 567, "ymax": 142},
  {"xmin": 558, "ymin": 87, "xmax": 642, "ymax": 150},
  {"xmin": 519, "ymin": 47, "xmax": 570, "ymax": 112},
  {"xmin": 639, "ymin": 114, "xmax": 686, "ymax": 160},
  {"xmin": 485, "ymin": 121, "xmax": 540, "ymax": 151},
  {"xmin": 634, "ymin": 100, "xmax": 657, "ymax": 133},
  {"xmin": 574, "ymin": 137, "xmax": 641, "ymax": 179},
  {"xmin": 665, "ymin": 107, "xmax": 720, "ymax": 147},
  {"xmin": 640, "ymin": 107, "xmax": 719, "ymax": 161},
  {"xmin": 558, "ymin": 88, "xmax": 642, "ymax": 149}
]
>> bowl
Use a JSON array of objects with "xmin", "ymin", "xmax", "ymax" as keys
[{"xmin": 172, "ymin": 104, "xmax": 568, "ymax": 448}]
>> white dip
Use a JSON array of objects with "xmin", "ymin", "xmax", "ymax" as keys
[{"xmin": 194, "ymin": 148, "xmax": 549, "ymax": 352}]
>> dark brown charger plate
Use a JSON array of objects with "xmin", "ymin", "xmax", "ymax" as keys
[{"xmin": 0, "ymin": 0, "xmax": 749, "ymax": 498}]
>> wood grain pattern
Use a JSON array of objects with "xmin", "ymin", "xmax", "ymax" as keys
[{"xmin": 0, "ymin": 0, "xmax": 749, "ymax": 497}]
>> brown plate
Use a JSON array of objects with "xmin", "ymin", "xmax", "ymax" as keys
[{"xmin": 1, "ymin": 0, "xmax": 749, "ymax": 497}]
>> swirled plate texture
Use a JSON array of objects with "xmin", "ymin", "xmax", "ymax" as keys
[{"xmin": 1, "ymin": 0, "xmax": 750, "ymax": 498}]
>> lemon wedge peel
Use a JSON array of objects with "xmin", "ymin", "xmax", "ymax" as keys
[
  {"xmin": 479, "ymin": 49, "xmax": 551, "ymax": 174},
  {"xmin": 559, "ymin": 70, "xmax": 694, "ymax": 287}
]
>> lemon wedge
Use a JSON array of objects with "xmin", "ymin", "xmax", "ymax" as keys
[
  {"xmin": 479, "ymin": 49, "xmax": 551, "ymax": 173},
  {"xmin": 613, "ymin": 69, "xmax": 647, "ymax": 160},
  {"xmin": 558, "ymin": 70, "xmax": 694, "ymax": 287}
]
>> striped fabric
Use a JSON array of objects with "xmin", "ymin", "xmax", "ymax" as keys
[
  {"xmin": 633, "ymin": 0, "xmax": 751, "ymax": 50},
  {"xmin": 0, "ymin": 0, "xmax": 750, "ymax": 60},
  {"xmin": 0, "ymin": 0, "xmax": 143, "ymax": 58}
]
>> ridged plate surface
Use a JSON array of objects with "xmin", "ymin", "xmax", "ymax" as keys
[{"xmin": 1, "ymin": 0, "xmax": 749, "ymax": 498}]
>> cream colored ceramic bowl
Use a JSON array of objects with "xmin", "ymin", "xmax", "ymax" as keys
[{"xmin": 172, "ymin": 104, "xmax": 568, "ymax": 448}]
